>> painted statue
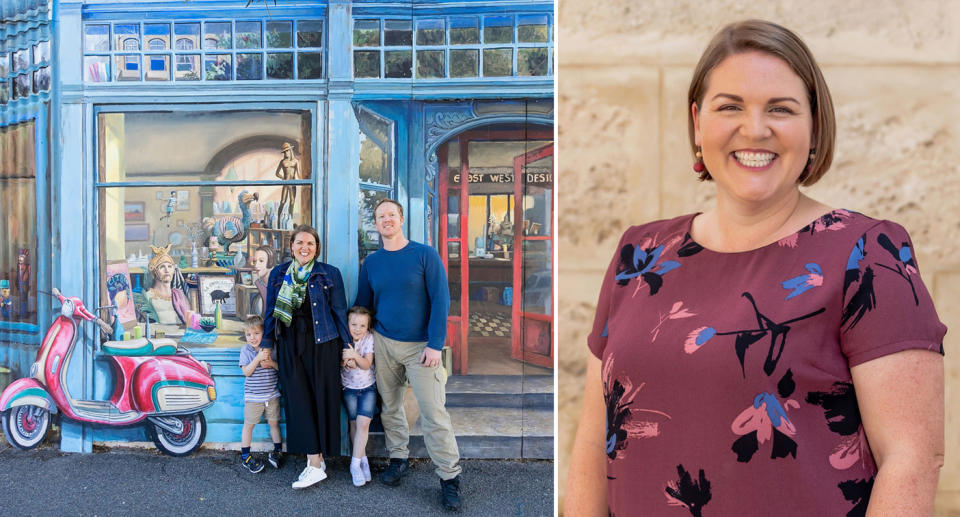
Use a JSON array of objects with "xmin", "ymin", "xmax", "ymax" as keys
[
  {"xmin": 275, "ymin": 142, "xmax": 301, "ymax": 221},
  {"xmin": 16, "ymin": 248, "xmax": 30, "ymax": 319},
  {"xmin": 134, "ymin": 244, "xmax": 196, "ymax": 327},
  {"xmin": 0, "ymin": 279, "xmax": 12, "ymax": 318},
  {"xmin": 203, "ymin": 190, "xmax": 259, "ymax": 254}
]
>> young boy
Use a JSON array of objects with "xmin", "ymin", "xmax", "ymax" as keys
[
  {"xmin": 238, "ymin": 315, "xmax": 283, "ymax": 473},
  {"xmin": 341, "ymin": 306, "xmax": 376, "ymax": 487}
]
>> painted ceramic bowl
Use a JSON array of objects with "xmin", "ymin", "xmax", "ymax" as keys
[{"xmin": 199, "ymin": 318, "xmax": 217, "ymax": 332}]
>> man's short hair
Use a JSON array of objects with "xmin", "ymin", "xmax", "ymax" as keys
[{"xmin": 374, "ymin": 198, "xmax": 404, "ymax": 219}]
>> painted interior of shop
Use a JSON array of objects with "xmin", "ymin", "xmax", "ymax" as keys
[{"xmin": 1, "ymin": 0, "xmax": 553, "ymax": 455}]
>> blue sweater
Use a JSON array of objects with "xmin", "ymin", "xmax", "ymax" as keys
[{"xmin": 354, "ymin": 241, "xmax": 450, "ymax": 350}]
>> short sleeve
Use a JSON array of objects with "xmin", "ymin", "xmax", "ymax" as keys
[
  {"xmin": 238, "ymin": 345, "xmax": 253, "ymax": 367},
  {"xmin": 840, "ymin": 220, "xmax": 947, "ymax": 366},
  {"xmin": 587, "ymin": 230, "xmax": 632, "ymax": 359}
]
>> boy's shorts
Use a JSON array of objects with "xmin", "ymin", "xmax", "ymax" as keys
[
  {"xmin": 342, "ymin": 385, "xmax": 377, "ymax": 420},
  {"xmin": 244, "ymin": 398, "xmax": 281, "ymax": 424}
]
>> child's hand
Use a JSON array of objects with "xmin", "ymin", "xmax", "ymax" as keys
[
  {"xmin": 343, "ymin": 358, "xmax": 357, "ymax": 369},
  {"xmin": 342, "ymin": 344, "xmax": 360, "ymax": 362}
]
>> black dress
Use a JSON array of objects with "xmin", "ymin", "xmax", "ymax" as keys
[{"xmin": 276, "ymin": 290, "xmax": 342, "ymax": 456}]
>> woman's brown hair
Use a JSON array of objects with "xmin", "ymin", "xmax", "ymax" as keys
[
  {"xmin": 290, "ymin": 224, "xmax": 322, "ymax": 261},
  {"xmin": 687, "ymin": 19, "xmax": 836, "ymax": 186}
]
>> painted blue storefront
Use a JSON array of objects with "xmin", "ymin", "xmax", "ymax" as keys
[{"xmin": 1, "ymin": 0, "xmax": 553, "ymax": 453}]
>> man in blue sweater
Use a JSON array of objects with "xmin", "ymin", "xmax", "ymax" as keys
[{"xmin": 354, "ymin": 199, "xmax": 462, "ymax": 511}]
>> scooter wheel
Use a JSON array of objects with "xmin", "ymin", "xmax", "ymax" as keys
[
  {"xmin": 147, "ymin": 412, "xmax": 206, "ymax": 457},
  {"xmin": 2, "ymin": 405, "xmax": 50, "ymax": 450}
]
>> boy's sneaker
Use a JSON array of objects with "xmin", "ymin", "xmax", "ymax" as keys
[
  {"xmin": 350, "ymin": 460, "xmax": 366, "ymax": 487},
  {"xmin": 379, "ymin": 458, "xmax": 409, "ymax": 487},
  {"xmin": 292, "ymin": 465, "xmax": 327, "ymax": 489},
  {"xmin": 440, "ymin": 475, "xmax": 462, "ymax": 511},
  {"xmin": 360, "ymin": 456, "xmax": 372, "ymax": 482},
  {"xmin": 240, "ymin": 454, "xmax": 265, "ymax": 474},
  {"xmin": 268, "ymin": 451, "xmax": 284, "ymax": 469}
]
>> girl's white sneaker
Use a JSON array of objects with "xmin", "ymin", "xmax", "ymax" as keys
[
  {"xmin": 360, "ymin": 456, "xmax": 372, "ymax": 482},
  {"xmin": 350, "ymin": 459, "xmax": 366, "ymax": 487}
]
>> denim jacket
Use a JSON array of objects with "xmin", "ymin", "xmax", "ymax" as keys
[{"xmin": 260, "ymin": 260, "xmax": 353, "ymax": 349}]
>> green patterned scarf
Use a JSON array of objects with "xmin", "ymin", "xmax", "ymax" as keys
[{"xmin": 273, "ymin": 259, "xmax": 315, "ymax": 327}]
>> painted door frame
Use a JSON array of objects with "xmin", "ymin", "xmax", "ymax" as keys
[{"xmin": 438, "ymin": 126, "xmax": 551, "ymax": 374}]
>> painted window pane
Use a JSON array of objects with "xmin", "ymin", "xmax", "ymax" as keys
[
  {"xmin": 416, "ymin": 19, "xmax": 444, "ymax": 46},
  {"xmin": 446, "ymin": 189, "xmax": 460, "ymax": 238},
  {"xmin": 236, "ymin": 21, "xmax": 262, "ymax": 49},
  {"xmin": 354, "ymin": 20, "xmax": 380, "ymax": 47},
  {"xmin": 266, "ymin": 21, "xmax": 292, "ymax": 48},
  {"xmin": 297, "ymin": 20, "xmax": 323, "ymax": 48},
  {"xmin": 518, "ymin": 48, "xmax": 548, "ymax": 76},
  {"xmin": 447, "ymin": 241, "xmax": 460, "ymax": 316},
  {"xmin": 175, "ymin": 55, "xmax": 200, "ymax": 80},
  {"xmin": 236, "ymin": 53, "xmax": 262, "ymax": 80},
  {"xmin": 0, "ymin": 121, "xmax": 38, "ymax": 323},
  {"xmin": 32, "ymin": 67, "xmax": 50, "ymax": 92},
  {"xmin": 450, "ymin": 49, "xmax": 478, "ymax": 78},
  {"xmin": 13, "ymin": 74, "xmax": 31, "ymax": 98},
  {"xmin": 384, "ymin": 50, "xmax": 412, "ymax": 78},
  {"xmin": 522, "ymin": 241, "xmax": 551, "ymax": 315},
  {"xmin": 33, "ymin": 41, "xmax": 50, "ymax": 65},
  {"xmin": 204, "ymin": 22, "xmax": 231, "ymax": 50},
  {"xmin": 174, "ymin": 23, "xmax": 200, "ymax": 50},
  {"xmin": 115, "ymin": 55, "xmax": 141, "ymax": 81},
  {"xmin": 449, "ymin": 17, "xmax": 479, "ymax": 45},
  {"xmin": 84, "ymin": 24, "xmax": 110, "ymax": 52},
  {"xmin": 266, "ymin": 53, "xmax": 293, "ymax": 79},
  {"xmin": 359, "ymin": 189, "xmax": 387, "ymax": 261},
  {"xmin": 484, "ymin": 16, "xmax": 513, "ymax": 44},
  {"xmin": 517, "ymin": 14, "xmax": 549, "ymax": 43},
  {"xmin": 0, "ymin": 83, "xmax": 8, "ymax": 104},
  {"xmin": 384, "ymin": 20, "xmax": 412, "ymax": 46},
  {"xmin": 297, "ymin": 52, "xmax": 323, "ymax": 79},
  {"xmin": 0, "ymin": 53, "xmax": 8, "ymax": 77},
  {"xmin": 357, "ymin": 108, "xmax": 392, "ymax": 185},
  {"xmin": 417, "ymin": 50, "xmax": 444, "ymax": 78},
  {"xmin": 204, "ymin": 54, "xmax": 232, "ymax": 80},
  {"xmin": 145, "ymin": 56, "xmax": 170, "ymax": 81},
  {"xmin": 483, "ymin": 48, "xmax": 512, "ymax": 77},
  {"xmin": 354, "ymin": 50, "xmax": 379, "ymax": 78},
  {"xmin": 12, "ymin": 49, "xmax": 29, "ymax": 72},
  {"xmin": 116, "ymin": 24, "xmax": 140, "ymax": 51},
  {"xmin": 84, "ymin": 56, "xmax": 110, "ymax": 82},
  {"xmin": 145, "ymin": 24, "xmax": 170, "ymax": 49}
]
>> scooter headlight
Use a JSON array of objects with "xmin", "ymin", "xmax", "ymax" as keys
[{"xmin": 207, "ymin": 385, "xmax": 217, "ymax": 402}]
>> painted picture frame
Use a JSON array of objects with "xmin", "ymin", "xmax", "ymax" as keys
[
  {"xmin": 125, "ymin": 223, "xmax": 150, "ymax": 241},
  {"xmin": 104, "ymin": 260, "xmax": 137, "ymax": 330},
  {"xmin": 124, "ymin": 201, "xmax": 145, "ymax": 221},
  {"xmin": 176, "ymin": 190, "xmax": 190, "ymax": 210},
  {"xmin": 198, "ymin": 274, "xmax": 236, "ymax": 316}
]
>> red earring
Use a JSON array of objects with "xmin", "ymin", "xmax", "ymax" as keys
[{"xmin": 693, "ymin": 149, "xmax": 705, "ymax": 173}]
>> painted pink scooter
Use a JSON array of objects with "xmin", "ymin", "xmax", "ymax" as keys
[{"xmin": 0, "ymin": 288, "xmax": 216, "ymax": 456}]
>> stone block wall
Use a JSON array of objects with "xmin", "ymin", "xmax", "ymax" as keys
[{"xmin": 557, "ymin": 1, "xmax": 960, "ymax": 514}]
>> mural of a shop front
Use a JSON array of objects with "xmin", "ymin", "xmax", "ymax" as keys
[{"xmin": 0, "ymin": 0, "xmax": 552, "ymax": 456}]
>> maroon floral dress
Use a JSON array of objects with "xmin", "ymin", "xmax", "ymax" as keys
[{"xmin": 588, "ymin": 210, "xmax": 946, "ymax": 517}]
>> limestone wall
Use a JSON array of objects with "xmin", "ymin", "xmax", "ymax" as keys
[{"xmin": 557, "ymin": 1, "xmax": 960, "ymax": 513}]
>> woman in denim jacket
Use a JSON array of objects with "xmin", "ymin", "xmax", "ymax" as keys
[{"xmin": 260, "ymin": 224, "xmax": 353, "ymax": 489}]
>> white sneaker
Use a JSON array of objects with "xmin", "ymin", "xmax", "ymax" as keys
[
  {"xmin": 292, "ymin": 465, "xmax": 327, "ymax": 489},
  {"xmin": 350, "ymin": 460, "xmax": 366, "ymax": 487},
  {"xmin": 360, "ymin": 456, "xmax": 371, "ymax": 482}
]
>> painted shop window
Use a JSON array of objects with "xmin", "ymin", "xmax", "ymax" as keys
[
  {"xmin": 96, "ymin": 110, "xmax": 314, "ymax": 347},
  {"xmin": 356, "ymin": 107, "xmax": 395, "ymax": 261},
  {"xmin": 0, "ymin": 122, "xmax": 38, "ymax": 323},
  {"xmin": 83, "ymin": 19, "xmax": 325, "ymax": 82},
  {"xmin": 353, "ymin": 14, "xmax": 552, "ymax": 79}
]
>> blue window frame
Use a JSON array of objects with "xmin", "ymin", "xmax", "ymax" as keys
[
  {"xmin": 353, "ymin": 13, "xmax": 553, "ymax": 79},
  {"xmin": 82, "ymin": 19, "xmax": 326, "ymax": 83}
]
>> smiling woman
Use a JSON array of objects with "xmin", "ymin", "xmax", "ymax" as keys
[{"xmin": 564, "ymin": 20, "xmax": 947, "ymax": 517}]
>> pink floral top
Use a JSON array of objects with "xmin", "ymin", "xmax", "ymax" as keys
[
  {"xmin": 341, "ymin": 332, "xmax": 375, "ymax": 390},
  {"xmin": 588, "ymin": 210, "xmax": 946, "ymax": 517}
]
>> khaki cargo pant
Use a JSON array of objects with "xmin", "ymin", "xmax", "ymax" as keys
[{"xmin": 373, "ymin": 332, "xmax": 462, "ymax": 480}]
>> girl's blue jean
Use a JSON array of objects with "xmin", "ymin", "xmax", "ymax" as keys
[{"xmin": 342, "ymin": 384, "xmax": 377, "ymax": 420}]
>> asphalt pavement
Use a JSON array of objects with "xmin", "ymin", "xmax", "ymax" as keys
[{"xmin": 0, "ymin": 442, "xmax": 554, "ymax": 516}]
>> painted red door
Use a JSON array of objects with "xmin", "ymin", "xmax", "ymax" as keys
[{"xmin": 511, "ymin": 143, "xmax": 554, "ymax": 368}]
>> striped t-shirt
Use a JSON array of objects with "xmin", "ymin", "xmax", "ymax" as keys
[{"xmin": 239, "ymin": 344, "xmax": 280, "ymax": 403}]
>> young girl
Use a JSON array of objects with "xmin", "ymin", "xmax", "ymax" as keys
[{"xmin": 341, "ymin": 306, "xmax": 376, "ymax": 487}]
